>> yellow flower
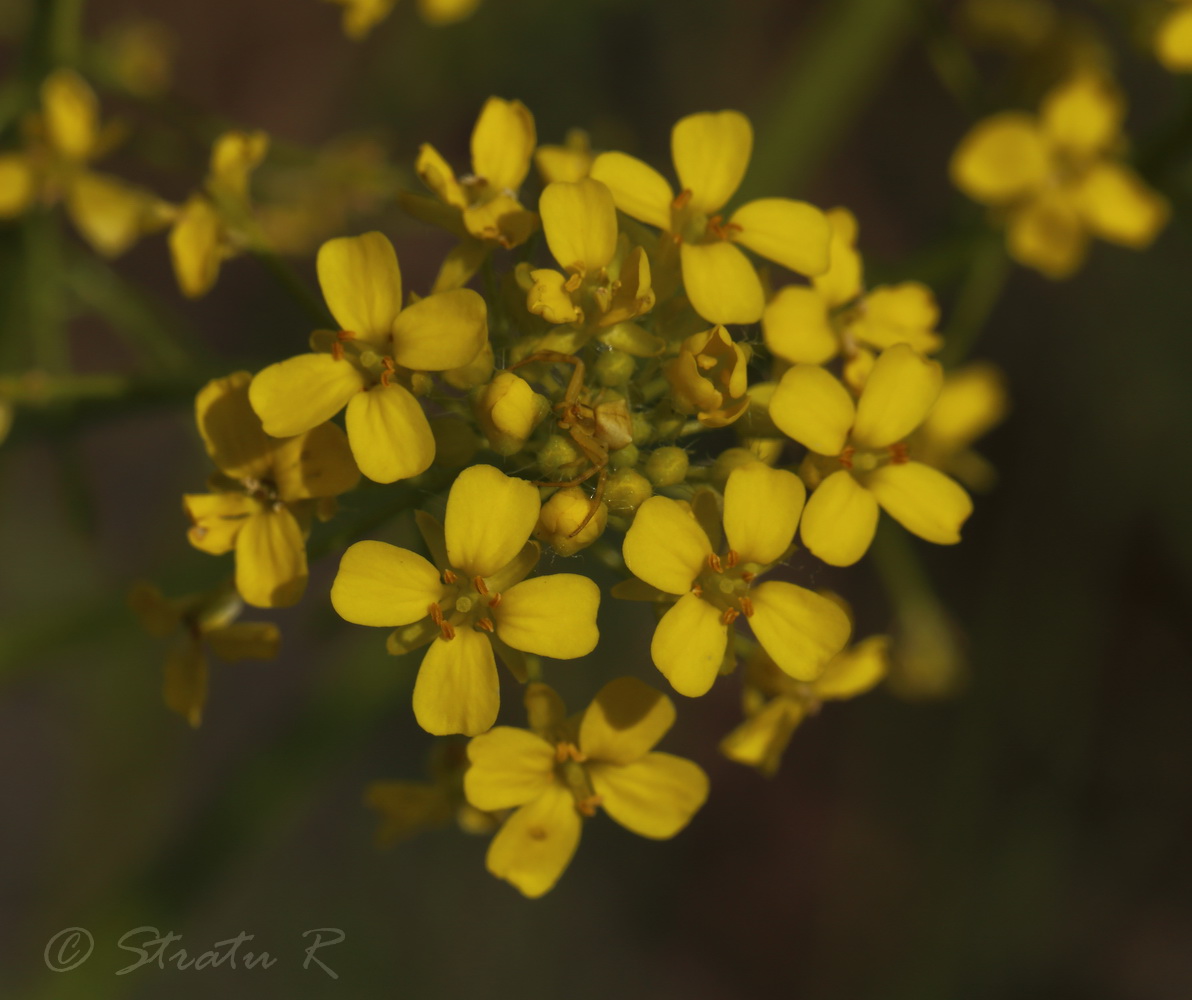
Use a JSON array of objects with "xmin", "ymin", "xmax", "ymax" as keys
[
  {"xmin": 184, "ymin": 372, "xmax": 360, "ymax": 607},
  {"xmin": 620, "ymin": 462, "xmax": 851, "ymax": 697},
  {"xmin": 169, "ymin": 130, "xmax": 269, "ymax": 297},
  {"xmin": 526, "ymin": 178, "xmax": 655, "ymax": 330},
  {"xmin": 769, "ymin": 345, "xmax": 973, "ymax": 566},
  {"xmin": 721, "ymin": 635, "xmax": 889, "ymax": 776},
  {"xmin": 950, "ymin": 72, "xmax": 1168, "ymax": 278},
  {"xmin": 590, "ymin": 110, "xmax": 831, "ymax": 324},
  {"xmin": 1156, "ymin": 1, "xmax": 1192, "ymax": 71},
  {"xmin": 763, "ymin": 208, "xmax": 942, "ymax": 372},
  {"xmin": 534, "ymin": 128, "xmax": 593, "ymax": 184},
  {"xmin": 330, "ymin": 465, "xmax": 601, "ymax": 736},
  {"xmin": 129, "ymin": 581, "xmax": 280, "ymax": 727},
  {"xmin": 403, "ymin": 97, "xmax": 538, "ymax": 290},
  {"xmin": 664, "ymin": 324, "xmax": 751, "ymax": 427},
  {"xmin": 464, "ymin": 677, "xmax": 708, "ymax": 897},
  {"xmin": 249, "ymin": 231, "xmax": 488, "ymax": 483}
]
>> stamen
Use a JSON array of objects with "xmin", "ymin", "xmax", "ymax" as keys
[
  {"xmin": 889, "ymin": 442, "xmax": 909, "ymax": 464},
  {"xmin": 473, "ymin": 576, "xmax": 490, "ymax": 595},
  {"xmin": 331, "ymin": 341, "xmax": 344, "ymax": 361},
  {"xmin": 554, "ymin": 741, "xmax": 587, "ymax": 763},
  {"xmin": 428, "ymin": 602, "xmax": 445, "ymax": 625},
  {"xmin": 443, "ymin": 569, "xmax": 458, "ymax": 584},
  {"xmin": 721, "ymin": 607, "xmax": 740, "ymax": 626},
  {"xmin": 475, "ymin": 617, "xmax": 494, "ymax": 632},
  {"xmin": 439, "ymin": 620, "xmax": 456, "ymax": 641},
  {"xmin": 740, "ymin": 570, "xmax": 756, "ymax": 583},
  {"xmin": 380, "ymin": 370, "xmax": 390, "ymax": 387},
  {"xmin": 487, "ymin": 592, "xmax": 502, "ymax": 608},
  {"xmin": 707, "ymin": 553, "xmax": 724, "ymax": 573},
  {"xmin": 672, "ymin": 189, "xmax": 693, "ymax": 211},
  {"xmin": 738, "ymin": 596, "xmax": 754, "ymax": 618},
  {"xmin": 576, "ymin": 794, "xmax": 603, "ymax": 818},
  {"xmin": 691, "ymin": 583, "xmax": 703, "ymax": 598},
  {"xmin": 724, "ymin": 549, "xmax": 739, "ymax": 569},
  {"xmin": 839, "ymin": 446, "xmax": 855, "ymax": 470}
]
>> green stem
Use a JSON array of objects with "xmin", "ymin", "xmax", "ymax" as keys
[
  {"xmin": 937, "ymin": 231, "xmax": 1010, "ymax": 369},
  {"xmin": 744, "ymin": 0, "xmax": 928, "ymax": 196}
]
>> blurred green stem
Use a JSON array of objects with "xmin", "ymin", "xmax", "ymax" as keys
[
  {"xmin": 938, "ymin": 231, "xmax": 1010, "ymax": 369},
  {"xmin": 745, "ymin": 0, "xmax": 927, "ymax": 195}
]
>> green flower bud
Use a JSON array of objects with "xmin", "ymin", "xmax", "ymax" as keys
[{"xmin": 645, "ymin": 446, "xmax": 689, "ymax": 487}]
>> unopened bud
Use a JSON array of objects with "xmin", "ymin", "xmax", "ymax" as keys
[
  {"xmin": 474, "ymin": 372, "xmax": 548, "ymax": 456},
  {"xmin": 535, "ymin": 487, "xmax": 607, "ymax": 556},
  {"xmin": 594, "ymin": 349, "xmax": 636, "ymax": 387},
  {"xmin": 645, "ymin": 446, "xmax": 689, "ymax": 486},
  {"xmin": 711, "ymin": 447, "xmax": 763, "ymax": 491},
  {"xmin": 605, "ymin": 468, "xmax": 652, "ymax": 515}
]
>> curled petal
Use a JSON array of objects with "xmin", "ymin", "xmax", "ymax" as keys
[
  {"xmin": 272, "ymin": 421, "xmax": 360, "ymax": 501},
  {"xmin": 720, "ymin": 698, "xmax": 805, "ymax": 777},
  {"xmin": 194, "ymin": 372, "xmax": 272, "ymax": 481}
]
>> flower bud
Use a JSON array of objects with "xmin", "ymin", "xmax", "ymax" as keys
[
  {"xmin": 594, "ymin": 349, "xmax": 636, "ymax": 387},
  {"xmin": 644, "ymin": 446, "xmax": 689, "ymax": 487},
  {"xmin": 604, "ymin": 468, "xmax": 652, "ymax": 514},
  {"xmin": 710, "ymin": 447, "xmax": 763, "ymax": 491},
  {"xmin": 538, "ymin": 433, "xmax": 582, "ymax": 479},
  {"xmin": 741, "ymin": 437, "xmax": 784, "ymax": 466},
  {"xmin": 535, "ymin": 487, "xmax": 608, "ymax": 556},
  {"xmin": 664, "ymin": 325, "xmax": 750, "ymax": 427},
  {"xmin": 474, "ymin": 372, "xmax": 549, "ymax": 455}
]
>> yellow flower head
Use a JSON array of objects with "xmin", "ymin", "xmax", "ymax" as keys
[
  {"xmin": 769, "ymin": 345, "xmax": 973, "ymax": 566},
  {"xmin": 249, "ymin": 231, "xmax": 488, "ymax": 482},
  {"xmin": 330, "ymin": 465, "xmax": 601, "ymax": 736},
  {"xmin": 664, "ymin": 324, "xmax": 751, "ymax": 427},
  {"xmin": 184, "ymin": 371, "xmax": 360, "ymax": 607},
  {"xmin": 950, "ymin": 72, "xmax": 1168, "ymax": 277},
  {"xmin": 621, "ymin": 462, "xmax": 851, "ymax": 697},
  {"xmin": 763, "ymin": 208, "xmax": 942, "ymax": 371},
  {"xmin": 464, "ymin": 677, "xmax": 709, "ymax": 897},
  {"xmin": 590, "ymin": 109, "xmax": 831, "ymax": 324},
  {"xmin": 129, "ymin": 581, "xmax": 280, "ymax": 727},
  {"xmin": 721, "ymin": 633, "xmax": 889, "ymax": 776}
]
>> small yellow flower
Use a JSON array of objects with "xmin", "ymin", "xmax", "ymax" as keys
[
  {"xmin": 912, "ymin": 362, "xmax": 1009, "ymax": 491},
  {"xmin": 621, "ymin": 462, "xmax": 851, "ymax": 697},
  {"xmin": 330, "ymin": 465, "xmax": 601, "ymax": 736},
  {"xmin": 763, "ymin": 208, "xmax": 942, "ymax": 373},
  {"xmin": 950, "ymin": 72, "xmax": 1168, "ymax": 277},
  {"xmin": 464, "ymin": 677, "xmax": 708, "ymax": 897},
  {"xmin": 769, "ymin": 345, "xmax": 973, "ymax": 566},
  {"xmin": 664, "ymin": 324, "xmax": 751, "ymax": 427},
  {"xmin": 184, "ymin": 371, "xmax": 360, "ymax": 607},
  {"xmin": 721, "ymin": 635, "xmax": 889, "ymax": 776},
  {"xmin": 129, "ymin": 581, "xmax": 280, "ymax": 727},
  {"xmin": 590, "ymin": 109, "xmax": 831, "ymax": 324},
  {"xmin": 249, "ymin": 231, "xmax": 488, "ymax": 483}
]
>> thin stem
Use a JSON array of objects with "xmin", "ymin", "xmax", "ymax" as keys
[{"xmin": 938, "ymin": 231, "xmax": 1010, "ymax": 369}]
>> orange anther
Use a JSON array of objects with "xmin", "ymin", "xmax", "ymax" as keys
[
  {"xmin": 382, "ymin": 355, "xmax": 395, "ymax": 371},
  {"xmin": 724, "ymin": 549, "xmax": 739, "ymax": 569},
  {"xmin": 475, "ymin": 617, "xmax": 494, "ymax": 632},
  {"xmin": 336, "ymin": 330, "xmax": 356, "ymax": 341},
  {"xmin": 740, "ymin": 570, "xmax": 756, "ymax": 583},
  {"xmin": 672, "ymin": 189, "xmax": 693, "ymax": 211},
  {"xmin": 473, "ymin": 576, "xmax": 490, "ymax": 596},
  {"xmin": 738, "ymin": 596, "xmax": 754, "ymax": 618},
  {"xmin": 380, "ymin": 370, "xmax": 390, "ymax": 387},
  {"xmin": 439, "ymin": 620, "xmax": 456, "ymax": 641},
  {"xmin": 707, "ymin": 553, "xmax": 724, "ymax": 574},
  {"xmin": 721, "ymin": 607, "xmax": 740, "ymax": 626},
  {"xmin": 692, "ymin": 583, "xmax": 703, "ymax": 598},
  {"xmin": 889, "ymin": 442, "xmax": 909, "ymax": 465},
  {"xmin": 576, "ymin": 794, "xmax": 603, "ymax": 817},
  {"xmin": 331, "ymin": 342, "xmax": 344, "ymax": 361},
  {"xmin": 554, "ymin": 741, "xmax": 587, "ymax": 763},
  {"xmin": 428, "ymin": 602, "xmax": 445, "ymax": 625},
  {"xmin": 488, "ymin": 592, "xmax": 503, "ymax": 608},
  {"xmin": 443, "ymin": 569, "xmax": 458, "ymax": 584},
  {"xmin": 839, "ymin": 446, "xmax": 855, "ymax": 469}
]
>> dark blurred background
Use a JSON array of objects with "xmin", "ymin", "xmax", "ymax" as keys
[{"xmin": 2, "ymin": 0, "xmax": 1191, "ymax": 997}]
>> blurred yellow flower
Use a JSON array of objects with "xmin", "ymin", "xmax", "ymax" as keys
[{"xmin": 1156, "ymin": 1, "xmax": 1192, "ymax": 71}]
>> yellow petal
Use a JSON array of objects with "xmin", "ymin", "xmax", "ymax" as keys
[
  {"xmin": 431, "ymin": 238, "xmax": 489, "ymax": 292},
  {"xmin": 799, "ymin": 470, "xmax": 880, "ymax": 567},
  {"xmin": 168, "ymin": 196, "xmax": 223, "ymax": 298},
  {"xmin": 769, "ymin": 364, "xmax": 855, "ymax": 455},
  {"xmin": 485, "ymin": 783, "xmax": 581, "ymax": 898},
  {"xmin": 184, "ymin": 492, "xmax": 255, "ymax": 554},
  {"xmin": 331, "ymin": 540, "xmax": 443, "ymax": 626},
  {"xmin": 588, "ymin": 752, "xmax": 709, "ymax": 838},
  {"xmin": 680, "ymin": 241, "xmax": 764, "ymax": 325},
  {"xmin": 1006, "ymin": 191, "xmax": 1087, "ymax": 279},
  {"xmin": 345, "ymin": 384, "xmax": 434, "ymax": 483},
  {"xmin": 864, "ymin": 461, "xmax": 973, "ymax": 544},
  {"xmin": 1157, "ymin": 5, "xmax": 1192, "ymax": 71},
  {"xmin": 748, "ymin": 580, "xmax": 851, "ymax": 681},
  {"xmin": 949, "ymin": 112, "xmax": 1051, "ymax": 204},
  {"xmin": 1075, "ymin": 162, "xmax": 1168, "ymax": 249},
  {"xmin": 234, "ymin": 506, "xmax": 308, "ymax": 608},
  {"xmin": 194, "ymin": 371, "xmax": 272, "ymax": 480},
  {"xmin": 849, "ymin": 283, "xmax": 942, "ymax": 353},
  {"xmin": 589, "ymin": 151, "xmax": 673, "ymax": 230},
  {"xmin": 918, "ymin": 362, "xmax": 1009, "ymax": 456},
  {"xmin": 671, "ymin": 110, "xmax": 752, "ymax": 213},
  {"xmin": 763, "ymin": 285, "xmax": 838, "ymax": 365},
  {"xmin": 622, "ymin": 496, "xmax": 711, "ymax": 595},
  {"xmin": 272, "ymin": 421, "xmax": 360, "ymax": 501},
  {"xmin": 1040, "ymin": 72, "xmax": 1122, "ymax": 158},
  {"xmin": 205, "ymin": 622, "xmax": 281, "ymax": 661},
  {"xmin": 813, "ymin": 207, "xmax": 864, "ymax": 305},
  {"xmin": 209, "ymin": 130, "xmax": 268, "ymax": 200},
  {"xmin": 464, "ymin": 726, "xmax": 557, "ymax": 811},
  {"xmin": 814, "ymin": 635, "xmax": 890, "ymax": 699},
  {"xmin": 315, "ymin": 232, "xmax": 402, "ymax": 345},
  {"xmin": 391, "ymin": 288, "xmax": 488, "ymax": 371},
  {"xmin": 534, "ymin": 129, "xmax": 593, "ymax": 184},
  {"xmin": 471, "ymin": 97, "xmax": 536, "ymax": 193},
  {"xmin": 540, "ymin": 178, "xmax": 618, "ymax": 271},
  {"xmin": 729, "ymin": 198, "xmax": 831, "ymax": 277},
  {"xmin": 42, "ymin": 69, "xmax": 99, "ymax": 161},
  {"xmin": 722, "ymin": 462, "xmax": 806, "ymax": 565},
  {"xmin": 461, "ymin": 194, "xmax": 538, "ymax": 247},
  {"xmin": 65, "ymin": 172, "xmax": 164, "ymax": 258},
  {"xmin": 415, "ymin": 142, "xmax": 467, "ymax": 209},
  {"xmin": 852, "ymin": 344, "xmax": 942, "ymax": 449},
  {"xmin": 249, "ymin": 353, "xmax": 364, "ymax": 438},
  {"xmin": 493, "ymin": 574, "xmax": 600, "ymax": 658},
  {"xmin": 444, "ymin": 464, "xmax": 540, "ymax": 578},
  {"xmin": 650, "ymin": 593, "xmax": 728, "ymax": 697},
  {"xmin": 164, "ymin": 637, "xmax": 207, "ymax": 728},
  {"xmin": 719, "ymin": 698, "xmax": 804, "ymax": 776},
  {"xmin": 579, "ymin": 676, "xmax": 676, "ymax": 765},
  {"xmin": 412, "ymin": 629, "xmax": 499, "ymax": 736},
  {"xmin": 0, "ymin": 154, "xmax": 35, "ymax": 217}
]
